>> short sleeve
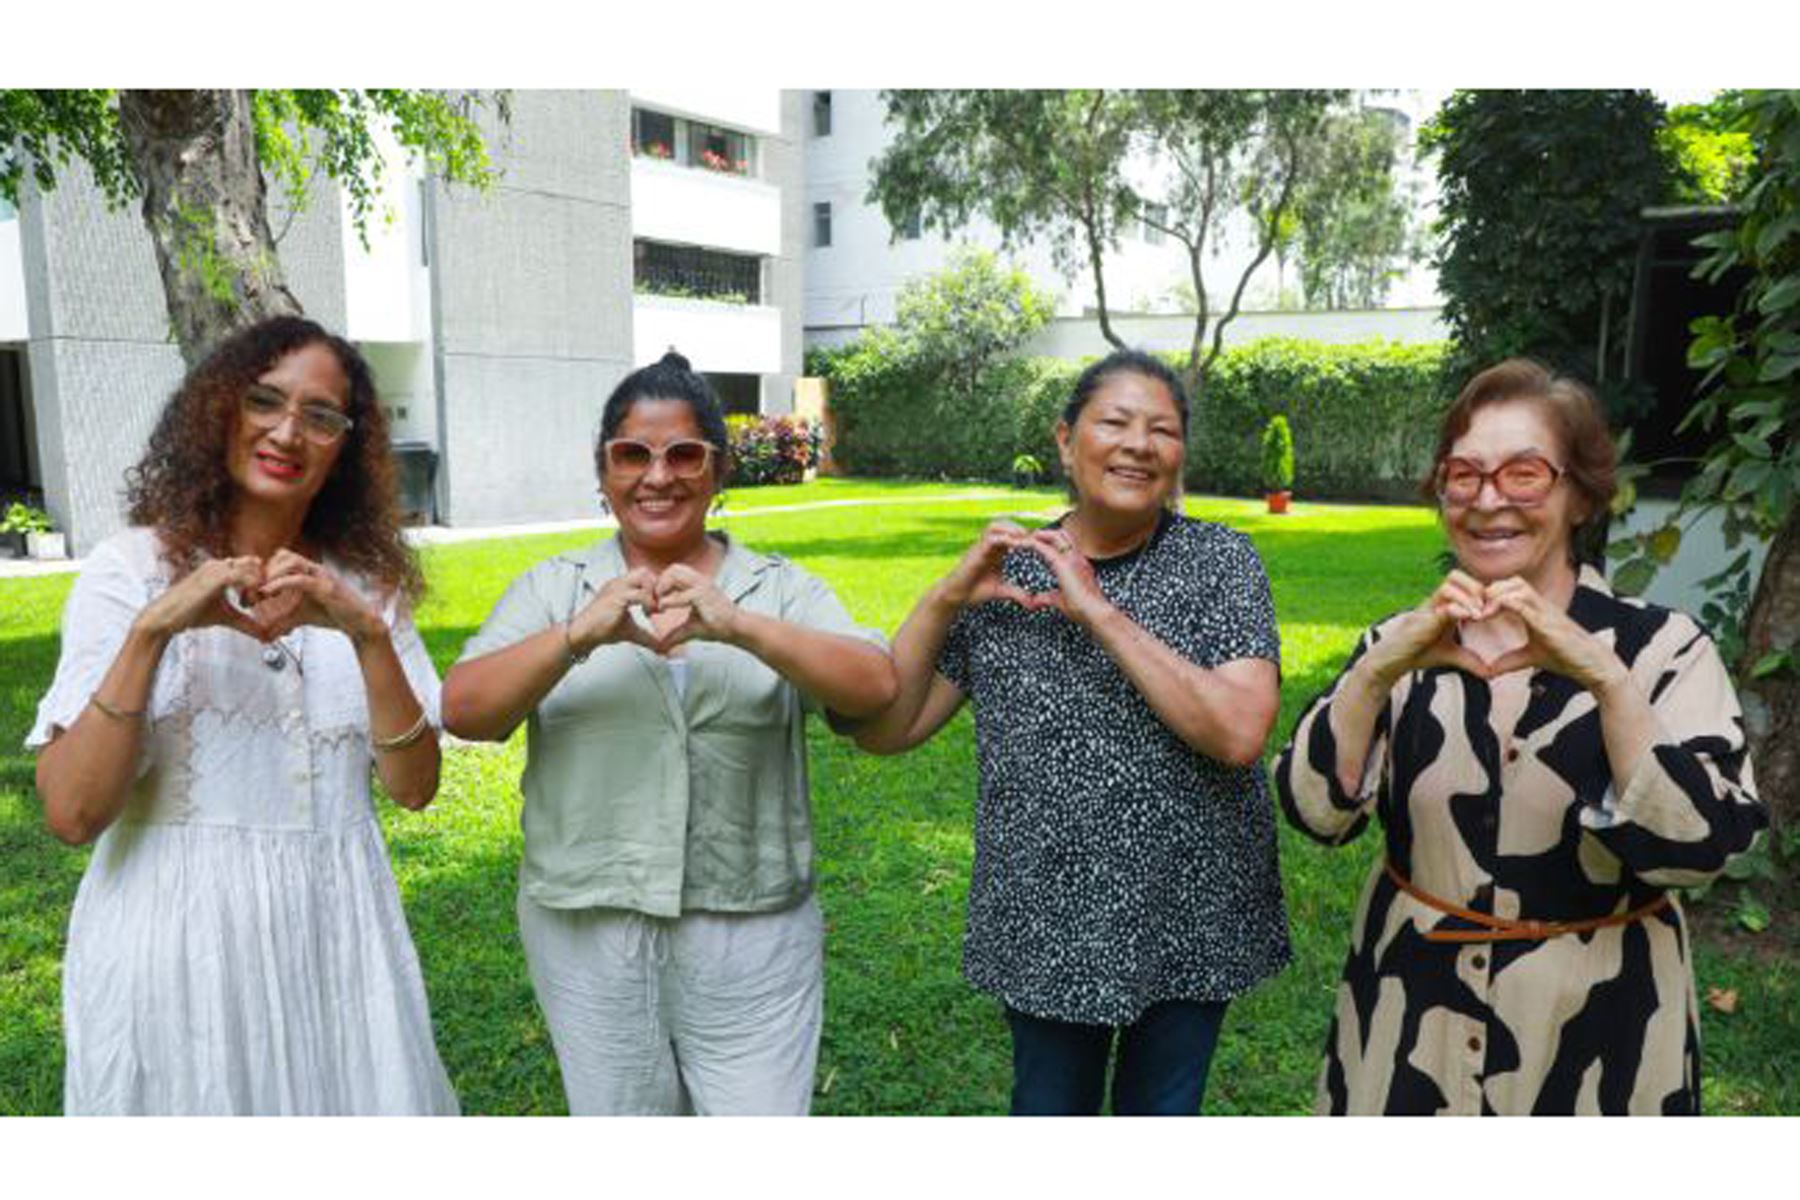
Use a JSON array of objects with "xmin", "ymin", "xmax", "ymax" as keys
[
  {"xmin": 384, "ymin": 594, "xmax": 444, "ymax": 729},
  {"xmin": 26, "ymin": 535, "xmax": 151, "ymax": 753},
  {"xmin": 936, "ymin": 606, "xmax": 974, "ymax": 694},
  {"xmin": 456, "ymin": 563, "xmax": 564, "ymax": 665},
  {"xmin": 781, "ymin": 562, "xmax": 889, "ymax": 650},
  {"xmin": 1185, "ymin": 530, "xmax": 1280, "ymax": 671}
]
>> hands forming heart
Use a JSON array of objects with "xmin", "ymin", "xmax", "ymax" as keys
[
  {"xmin": 569, "ymin": 563, "xmax": 743, "ymax": 659},
  {"xmin": 140, "ymin": 550, "xmax": 385, "ymax": 646},
  {"xmin": 1369, "ymin": 569, "xmax": 1625, "ymax": 693}
]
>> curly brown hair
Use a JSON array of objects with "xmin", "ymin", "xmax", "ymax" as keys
[{"xmin": 125, "ymin": 315, "xmax": 423, "ymax": 601}]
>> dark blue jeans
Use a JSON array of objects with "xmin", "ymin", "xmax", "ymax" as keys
[{"xmin": 1006, "ymin": 999, "xmax": 1229, "ymax": 1116}]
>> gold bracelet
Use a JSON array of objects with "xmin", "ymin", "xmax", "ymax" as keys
[
  {"xmin": 91, "ymin": 695, "xmax": 147, "ymax": 721},
  {"xmin": 563, "ymin": 621, "xmax": 592, "ymax": 667},
  {"xmin": 372, "ymin": 710, "xmax": 432, "ymax": 753}
]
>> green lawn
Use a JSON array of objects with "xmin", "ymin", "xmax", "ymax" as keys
[{"xmin": 1, "ymin": 482, "xmax": 1792, "ymax": 1115}]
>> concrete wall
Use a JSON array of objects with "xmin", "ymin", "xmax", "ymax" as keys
[
  {"xmin": 759, "ymin": 91, "xmax": 805, "ymax": 416},
  {"xmin": 429, "ymin": 89, "xmax": 634, "ymax": 526},
  {"xmin": 0, "ymin": 210, "xmax": 29, "ymax": 342}
]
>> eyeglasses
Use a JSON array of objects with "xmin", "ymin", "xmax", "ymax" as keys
[
  {"xmin": 242, "ymin": 385, "xmax": 354, "ymax": 445},
  {"xmin": 603, "ymin": 438, "xmax": 715, "ymax": 480},
  {"xmin": 1436, "ymin": 454, "xmax": 1563, "ymax": 507}
]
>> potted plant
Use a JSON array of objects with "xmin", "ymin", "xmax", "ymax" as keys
[
  {"xmin": 1011, "ymin": 453, "xmax": 1043, "ymax": 490},
  {"xmin": 3, "ymin": 502, "xmax": 65, "ymax": 559},
  {"xmin": 1261, "ymin": 414, "xmax": 1294, "ymax": 514}
]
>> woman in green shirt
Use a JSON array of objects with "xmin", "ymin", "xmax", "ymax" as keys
[{"xmin": 441, "ymin": 352, "xmax": 895, "ymax": 1114}]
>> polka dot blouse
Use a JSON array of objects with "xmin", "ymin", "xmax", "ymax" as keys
[{"xmin": 938, "ymin": 511, "xmax": 1293, "ymax": 1025}]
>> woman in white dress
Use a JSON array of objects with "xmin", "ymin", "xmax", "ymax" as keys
[{"xmin": 30, "ymin": 315, "xmax": 458, "ymax": 1115}]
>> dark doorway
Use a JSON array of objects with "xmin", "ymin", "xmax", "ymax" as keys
[
  {"xmin": 706, "ymin": 372, "xmax": 761, "ymax": 417},
  {"xmin": 0, "ymin": 348, "xmax": 39, "ymax": 503},
  {"xmin": 1622, "ymin": 208, "xmax": 1755, "ymax": 498}
]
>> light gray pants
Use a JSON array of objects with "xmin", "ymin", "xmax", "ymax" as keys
[{"xmin": 517, "ymin": 892, "xmax": 823, "ymax": 1115}]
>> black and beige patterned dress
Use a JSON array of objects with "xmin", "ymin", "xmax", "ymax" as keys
[{"xmin": 1274, "ymin": 566, "xmax": 1764, "ymax": 1115}]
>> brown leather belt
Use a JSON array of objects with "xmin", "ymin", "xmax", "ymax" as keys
[{"xmin": 1384, "ymin": 860, "xmax": 1671, "ymax": 944}]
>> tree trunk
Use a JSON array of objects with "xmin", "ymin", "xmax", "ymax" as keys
[
  {"xmin": 116, "ymin": 90, "xmax": 301, "ymax": 367},
  {"xmin": 1740, "ymin": 506, "xmax": 1800, "ymax": 837}
]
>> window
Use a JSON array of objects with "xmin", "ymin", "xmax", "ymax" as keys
[
  {"xmin": 634, "ymin": 240, "xmax": 763, "ymax": 304},
  {"xmin": 631, "ymin": 108, "xmax": 676, "ymax": 161},
  {"xmin": 813, "ymin": 202, "xmax": 832, "ymax": 249},
  {"xmin": 813, "ymin": 91, "xmax": 833, "ymax": 138},
  {"xmin": 688, "ymin": 122, "xmax": 752, "ymax": 176},
  {"xmin": 898, "ymin": 210, "xmax": 921, "ymax": 241},
  {"xmin": 707, "ymin": 372, "xmax": 762, "ymax": 416},
  {"xmin": 1141, "ymin": 203, "xmax": 1167, "ymax": 246}
]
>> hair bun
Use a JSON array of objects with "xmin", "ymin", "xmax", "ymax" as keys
[{"xmin": 659, "ymin": 348, "xmax": 692, "ymax": 373}]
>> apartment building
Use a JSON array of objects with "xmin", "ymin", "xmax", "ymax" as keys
[{"xmin": 0, "ymin": 89, "xmax": 804, "ymax": 555}]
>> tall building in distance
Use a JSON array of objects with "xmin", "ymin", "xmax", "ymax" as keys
[{"xmin": 0, "ymin": 90, "xmax": 805, "ymax": 554}]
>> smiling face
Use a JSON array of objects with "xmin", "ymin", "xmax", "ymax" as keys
[
  {"xmin": 600, "ymin": 397, "xmax": 719, "ymax": 558},
  {"xmin": 1056, "ymin": 370, "xmax": 1185, "ymax": 526},
  {"xmin": 1442, "ymin": 399, "xmax": 1584, "ymax": 588},
  {"xmin": 225, "ymin": 341, "xmax": 350, "ymax": 520}
]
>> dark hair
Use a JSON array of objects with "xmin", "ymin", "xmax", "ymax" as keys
[
  {"xmin": 125, "ymin": 314, "xmax": 422, "ymax": 601},
  {"xmin": 594, "ymin": 350, "xmax": 730, "ymax": 482},
  {"xmin": 1422, "ymin": 357, "xmax": 1618, "ymax": 561},
  {"xmin": 1062, "ymin": 349, "xmax": 1190, "ymax": 435}
]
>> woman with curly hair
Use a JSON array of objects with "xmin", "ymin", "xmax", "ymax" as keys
[{"xmin": 30, "ymin": 315, "xmax": 457, "ymax": 1115}]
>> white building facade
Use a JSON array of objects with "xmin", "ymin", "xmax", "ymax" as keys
[{"xmin": 0, "ymin": 89, "xmax": 806, "ymax": 554}]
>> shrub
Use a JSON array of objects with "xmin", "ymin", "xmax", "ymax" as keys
[
  {"xmin": 1, "ymin": 503, "xmax": 52, "ymax": 535},
  {"xmin": 725, "ymin": 414, "xmax": 821, "ymax": 486},
  {"xmin": 813, "ymin": 334, "xmax": 1448, "ymax": 500},
  {"xmin": 1261, "ymin": 415, "xmax": 1294, "ymax": 493}
]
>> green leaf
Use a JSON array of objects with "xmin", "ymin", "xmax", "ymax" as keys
[
  {"xmin": 1760, "ymin": 274, "xmax": 1800, "ymax": 315},
  {"xmin": 1754, "ymin": 210, "xmax": 1800, "ymax": 260},
  {"xmin": 1751, "ymin": 650, "xmax": 1793, "ymax": 679},
  {"xmin": 1735, "ymin": 894, "xmax": 1771, "ymax": 934},
  {"xmin": 1611, "ymin": 557, "xmax": 1657, "ymax": 596},
  {"xmin": 1605, "ymin": 535, "xmax": 1641, "ymax": 561},
  {"xmin": 1757, "ymin": 352, "xmax": 1800, "ymax": 382},
  {"xmin": 1649, "ymin": 525, "xmax": 1682, "ymax": 564}
]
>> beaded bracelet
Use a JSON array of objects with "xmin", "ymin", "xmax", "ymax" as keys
[{"xmin": 372, "ymin": 710, "xmax": 432, "ymax": 753}]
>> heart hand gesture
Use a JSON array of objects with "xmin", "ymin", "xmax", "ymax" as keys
[
  {"xmin": 1024, "ymin": 527, "xmax": 1114, "ymax": 629},
  {"xmin": 250, "ymin": 549, "xmax": 387, "ymax": 643},
  {"xmin": 135, "ymin": 555, "xmax": 272, "ymax": 643},
  {"xmin": 1362, "ymin": 569, "xmax": 1498, "ymax": 685},
  {"xmin": 939, "ymin": 520, "xmax": 1056, "ymax": 612},
  {"xmin": 567, "ymin": 567, "xmax": 663, "ymax": 657},
  {"xmin": 1478, "ymin": 577, "xmax": 1629, "ymax": 693},
  {"xmin": 651, "ymin": 563, "xmax": 742, "ymax": 650}
]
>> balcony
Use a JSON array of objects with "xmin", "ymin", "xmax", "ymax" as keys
[
  {"xmin": 633, "ymin": 294, "xmax": 781, "ymax": 377},
  {"xmin": 631, "ymin": 158, "xmax": 781, "ymax": 258}
]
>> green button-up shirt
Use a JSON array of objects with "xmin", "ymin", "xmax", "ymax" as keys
[{"xmin": 458, "ymin": 534, "xmax": 886, "ymax": 918}]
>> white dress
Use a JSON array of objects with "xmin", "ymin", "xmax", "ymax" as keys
[{"xmin": 27, "ymin": 528, "xmax": 459, "ymax": 1115}]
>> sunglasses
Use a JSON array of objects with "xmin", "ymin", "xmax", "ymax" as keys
[
  {"xmin": 242, "ymin": 385, "xmax": 354, "ymax": 445},
  {"xmin": 603, "ymin": 438, "xmax": 715, "ymax": 479},
  {"xmin": 1436, "ymin": 454, "xmax": 1563, "ymax": 507}
]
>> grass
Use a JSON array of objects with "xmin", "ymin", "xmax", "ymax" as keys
[{"xmin": 1, "ymin": 482, "xmax": 1793, "ymax": 1115}]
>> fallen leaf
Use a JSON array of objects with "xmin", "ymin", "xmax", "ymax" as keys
[{"xmin": 1707, "ymin": 986, "xmax": 1739, "ymax": 1014}]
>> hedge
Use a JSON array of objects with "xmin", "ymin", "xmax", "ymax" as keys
[{"xmin": 810, "ymin": 336, "xmax": 1451, "ymax": 501}]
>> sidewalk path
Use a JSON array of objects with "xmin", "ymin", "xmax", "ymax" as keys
[{"xmin": 0, "ymin": 490, "xmax": 1032, "ymax": 578}]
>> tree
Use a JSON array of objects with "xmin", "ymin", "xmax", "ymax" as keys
[
  {"xmin": 1292, "ymin": 105, "xmax": 1421, "ymax": 311},
  {"xmin": 892, "ymin": 246, "xmax": 1055, "ymax": 407},
  {"xmin": 1612, "ymin": 90, "xmax": 1800, "ymax": 836},
  {"xmin": 868, "ymin": 89, "xmax": 1350, "ymax": 398},
  {"xmin": 1421, "ymin": 90, "xmax": 1675, "ymax": 403},
  {"xmin": 1, "ymin": 89, "xmax": 500, "ymax": 365}
]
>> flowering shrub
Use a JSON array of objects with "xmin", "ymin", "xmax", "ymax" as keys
[
  {"xmin": 631, "ymin": 139, "xmax": 674, "ymax": 160},
  {"xmin": 725, "ymin": 414, "xmax": 821, "ymax": 486}
]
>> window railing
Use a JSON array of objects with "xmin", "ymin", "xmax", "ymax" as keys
[{"xmin": 634, "ymin": 241, "xmax": 762, "ymax": 305}]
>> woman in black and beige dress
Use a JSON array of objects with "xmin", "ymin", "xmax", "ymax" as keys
[{"xmin": 1275, "ymin": 359, "xmax": 1764, "ymax": 1115}]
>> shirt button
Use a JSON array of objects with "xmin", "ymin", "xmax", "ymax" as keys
[
  {"xmin": 1505, "ymin": 747, "xmax": 1521, "ymax": 763},
  {"xmin": 1471, "ymin": 954, "xmax": 1487, "ymax": 970},
  {"xmin": 1467, "ymin": 1036, "xmax": 1482, "ymax": 1053}
]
